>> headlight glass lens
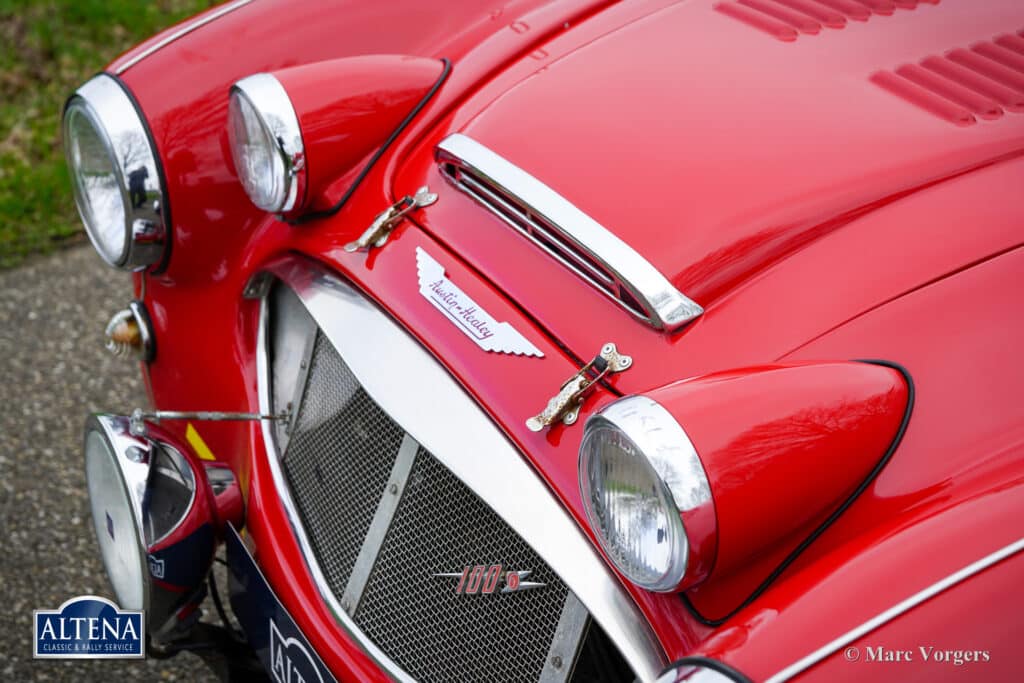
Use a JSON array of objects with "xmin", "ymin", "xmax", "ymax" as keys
[
  {"xmin": 62, "ymin": 74, "xmax": 167, "ymax": 270},
  {"xmin": 228, "ymin": 89, "xmax": 288, "ymax": 212},
  {"xmin": 85, "ymin": 430, "xmax": 145, "ymax": 610},
  {"xmin": 64, "ymin": 101, "xmax": 126, "ymax": 264},
  {"xmin": 580, "ymin": 418, "xmax": 688, "ymax": 591}
]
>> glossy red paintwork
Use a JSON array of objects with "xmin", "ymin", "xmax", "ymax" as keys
[
  {"xmin": 95, "ymin": 0, "xmax": 1024, "ymax": 680},
  {"xmin": 270, "ymin": 55, "xmax": 444, "ymax": 212},
  {"xmin": 689, "ymin": 247, "xmax": 1024, "ymax": 679},
  {"xmin": 646, "ymin": 362, "xmax": 907, "ymax": 593},
  {"xmin": 789, "ymin": 549, "xmax": 1021, "ymax": 681}
]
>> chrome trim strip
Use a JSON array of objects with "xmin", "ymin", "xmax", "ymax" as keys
[
  {"xmin": 539, "ymin": 592, "xmax": 590, "ymax": 683},
  {"xmin": 114, "ymin": 0, "xmax": 255, "ymax": 74},
  {"xmin": 436, "ymin": 133, "xmax": 703, "ymax": 332},
  {"xmin": 765, "ymin": 536, "xmax": 1024, "ymax": 683},
  {"xmin": 340, "ymin": 433, "xmax": 419, "ymax": 615},
  {"xmin": 257, "ymin": 258, "xmax": 667, "ymax": 681}
]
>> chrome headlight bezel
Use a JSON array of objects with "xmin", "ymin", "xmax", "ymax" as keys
[
  {"xmin": 579, "ymin": 395, "xmax": 716, "ymax": 592},
  {"xmin": 63, "ymin": 74, "xmax": 168, "ymax": 271},
  {"xmin": 228, "ymin": 73, "xmax": 305, "ymax": 213}
]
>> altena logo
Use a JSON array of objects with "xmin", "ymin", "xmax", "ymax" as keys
[
  {"xmin": 270, "ymin": 619, "xmax": 325, "ymax": 683},
  {"xmin": 33, "ymin": 596, "xmax": 144, "ymax": 659}
]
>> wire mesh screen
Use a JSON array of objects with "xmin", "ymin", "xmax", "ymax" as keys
[
  {"xmin": 282, "ymin": 331, "xmax": 404, "ymax": 593},
  {"xmin": 355, "ymin": 450, "xmax": 570, "ymax": 682}
]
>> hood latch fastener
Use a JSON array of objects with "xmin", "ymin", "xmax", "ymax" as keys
[
  {"xmin": 344, "ymin": 186, "xmax": 437, "ymax": 253},
  {"xmin": 526, "ymin": 343, "xmax": 631, "ymax": 432}
]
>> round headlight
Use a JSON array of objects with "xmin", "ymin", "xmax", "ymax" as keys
[
  {"xmin": 579, "ymin": 396, "xmax": 715, "ymax": 592},
  {"xmin": 64, "ymin": 103, "xmax": 127, "ymax": 264},
  {"xmin": 228, "ymin": 74, "xmax": 304, "ymax": 213},
  {"xmin": 85, "ymin": 426, "xmax": 147, "ymax": 610},
  {"xmin": 63, "ymin": 75, "xmax": 168, "ymax": 270}
]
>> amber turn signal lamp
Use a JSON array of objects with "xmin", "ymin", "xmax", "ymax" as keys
[
  {"xmin": 104, "ymin": 301, "xmax": 155, "ymax": 362},
  {"xmin": 580, "ymin": 361, "xmax": 909, "ymax": 592},
  {"xmin": 229, "ymin": 55, "xmax": 444, "ymax": 215}
]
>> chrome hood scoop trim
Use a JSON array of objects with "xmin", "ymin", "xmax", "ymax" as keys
[{"xmin": 435, "ymin": 133, "xmax": 703, "ymax": 332}]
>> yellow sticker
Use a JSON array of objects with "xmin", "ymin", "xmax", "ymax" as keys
[{"xmin": 186, "ymin": 423, "xmax": 217, "ymax": 461}]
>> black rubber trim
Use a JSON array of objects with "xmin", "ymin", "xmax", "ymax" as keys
[
  {"xmin": 287, "ymin": 57, "xmax": 452, "ymax": 225},
  {"xmin": 682, "ymin": 359, "xmax": 915, "ymax": 627},
  {"xmin": 659, "ymin": 656, "xmax": 754, "ymax": 683},
  {"xmin": 108, "ymin": 72, "xmax": 174, "ymax": 275}
]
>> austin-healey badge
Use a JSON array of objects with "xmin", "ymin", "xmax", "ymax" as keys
[{"xmin": 416, "ymin": 247, "xmax": 543, "ymax": 358}]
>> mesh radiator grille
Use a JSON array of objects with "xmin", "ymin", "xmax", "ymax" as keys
[
  {"xmin": 282, "ymin": 332, "xmax": 404, "ymax": 592},
  {"xmin": 355, "ymin": 449, "xmax": 570, "ymax": 683},
  {"xmin": 280, "ymin": 328, "xmax": 576, "ymax": 682}
]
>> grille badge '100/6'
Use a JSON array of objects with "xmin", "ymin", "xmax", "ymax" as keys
[{"xmin": 433, "ymin": 565, "xmax": 546, "ymax": 595}]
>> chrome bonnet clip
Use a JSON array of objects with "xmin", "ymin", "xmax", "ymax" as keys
[
  {"xmin": 344, "ymin": 186, "xmax": 437, "ymax": 253},
  {"xmin": 526, "ymin": 343, "xmax": 632, "ymax": 432}
]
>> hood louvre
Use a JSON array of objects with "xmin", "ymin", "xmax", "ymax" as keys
[
  {"xmin": 870, "ymin": 30, "xmax": 1024, "ymax": 126},
  {"xmin": 435, "ymin": 133, "xmax": 702, "ymax": 332}
]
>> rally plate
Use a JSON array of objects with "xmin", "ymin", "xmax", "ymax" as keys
[{"xmin": 226, "ymin": 525, "xmax": 338, "ymax": 683}]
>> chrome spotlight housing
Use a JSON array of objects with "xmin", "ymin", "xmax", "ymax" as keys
[
  {"xmin": 83, "ymin": 415, "xmax": 241, "ymax": 641},
  {"xmin": 85, "ymin": 415, "xmax": 151, "ymax": 612},
  {"xmin": 63, "ymin": 75, "xmax": 168, "ymax": 270}
]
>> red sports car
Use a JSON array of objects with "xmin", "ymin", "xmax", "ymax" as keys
[{"xmin": 65, "ymin": 0, "xmax": 1023, "ymax": 680}]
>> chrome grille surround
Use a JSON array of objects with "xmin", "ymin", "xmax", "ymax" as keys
[
  {"xmin": 255, "ymin": 257, "xmax": 666, "ymax": 682},
  {"xmin": 436, "ymin": 133, "xmax": 703, "ymax": 332}
]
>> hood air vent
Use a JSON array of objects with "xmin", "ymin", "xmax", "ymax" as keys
[
  {"xmin": 871, "ymin": 30, "xmax": 1024, "ymax": 126},
  {"xmin": 435, "ymin": 133, "xmax": 702, "ymax": 332},
  {"xmin": 713, "ymin": 0, "xmax": 941, "ymax": 43}
]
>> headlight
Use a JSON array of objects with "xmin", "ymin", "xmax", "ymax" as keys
[
  {"xmin": 228, "ymin": 73, "xmax": 304, "ymax": 213},
  {"xmin": 580, "ymin": 362, "xmax": 910, "ymax": 602},
  {"xmin": 63, "ymin": 75, "xmax": 168, "ymax": 270},
  {"xmin": 579, "ymin": 396, "xmax": 715, "ymax": 592},
  {"xmin": 227, "ymin": 57, "xmax": 446, "ymax": 218},
  {"xmin": 84, "ymin": 417, "xmax": 150, "ymax": 610}
]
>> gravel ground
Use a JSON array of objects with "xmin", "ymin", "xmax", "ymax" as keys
[{"xmin": 0, "ymin": 245, "xmax": 216, "ymax": 681}]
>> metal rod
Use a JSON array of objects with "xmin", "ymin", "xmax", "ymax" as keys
[{"xmin": 129, "ymin": 408, "xmax": 289, "ymax": 436}]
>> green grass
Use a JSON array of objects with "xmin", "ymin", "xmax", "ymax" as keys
[{"xmin": 0, "ymin": 0, "xmax": 214, "ymax": 268}]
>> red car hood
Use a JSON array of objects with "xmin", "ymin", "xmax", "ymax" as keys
[{"xmin": 398, "ymin": 0, "xmax": 1024, "ymax": 389}]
